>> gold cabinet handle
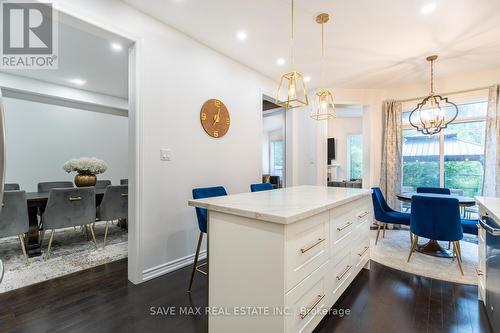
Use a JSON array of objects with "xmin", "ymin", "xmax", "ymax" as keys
[
  {"xmin": 336, "ymin": 265, "xmax": 352, "ymax": 281},
  {"xmin": 299, "ymin": 294, "xmax": 325, "ymax": 320},
  {"xmin": 357, "ymin": 211, "xmax": 369, "ymax": 218},
  {"xmin": 69, "ymin": 196, "xmax": 82, "ymax": 201},
  {"xmin": 358, "ymin": 246, "xmax": 369, "ymax": 256},
  {"xmin": 121, "ymin": 193, "xmax": 128, "ymax": 197},
  {"xmin": 300, "ymin": 238, "xmax": 326, "ymax": 253},
  {"xmin": 337, "ymin": 221, "xmax": 353, "ymax": 231}
]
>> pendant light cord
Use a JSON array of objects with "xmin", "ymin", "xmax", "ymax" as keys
[
  {"xmin": 320, "ymin": 20, "xmax": 325, "ymax": 87},
  {"xmin": 290, "ymin": 0, "xmax": 295, "ymax": 66},
  {"xmin": 430, "ymin": 59, "xmax": 434, "ymax": 95}
]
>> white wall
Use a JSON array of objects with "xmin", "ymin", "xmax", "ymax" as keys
[
  {"xmin": 3, "ymin": 97, "xmax": 128, "ymax": 192},
  {"xmin": 327, "ymin": 117, "xmax": 363, "ymax": 181},
  {"xmin": 51, "ymin": 0, "xmax": 276, "ymax": 281}
]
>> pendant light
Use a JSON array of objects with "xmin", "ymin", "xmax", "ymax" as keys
[
  {"xmin": 275, "ymin": 0, "xmax": 308, "ymax": 109},
  {"xmin": 409, "ymin": 55, "xmax": 458, "ymax": 135},
  {"xmin": 310, "ymin": 13, "xmax": 335, "ymax": 121}
]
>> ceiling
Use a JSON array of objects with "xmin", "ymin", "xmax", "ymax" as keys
[
  {"xmin": 124, "ymin": 0, "xmax": 500, "ymax": 89},
  {"xmin": 1, "ymin": 12, "xmax": 132, "ymax": 99}
]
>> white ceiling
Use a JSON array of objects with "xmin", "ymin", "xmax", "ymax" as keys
[
  {"xmin": 1, "ymin": 12, "xmax": 132, "ymax": 99},
  {"xmin": 124, "ymin": 0, "xmax": 500, "ymax": 89}
]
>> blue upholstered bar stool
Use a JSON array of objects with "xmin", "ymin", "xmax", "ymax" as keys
[
  {"xmin": 408, "ymin": 196, "xmax": 464, "ymax": 275},
  {"xmin": 250, "ymin": 183, "xmax": 273, "ymax": 192},
  {"xmin": 188, "ymin": 186, "xmax": 227, "ymax": 292},
  {"xmin": 371, "ymin": 187, "xmax": 411, "ymax": 244},
  {"xmin": 416, "ymin": 187, "xmax": 451, "ymax": 195}
]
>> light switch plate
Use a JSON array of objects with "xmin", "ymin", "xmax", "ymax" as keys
[{"xmin": 160, "ymin": 149, "xmax": 171, "ymax": 161}]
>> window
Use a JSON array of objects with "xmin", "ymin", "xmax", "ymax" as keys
[
  {"xmin": 402, "ymin": 101, "xmax": 487, "ymax": 196},
  {"xmin": 347, "ymin": 134, "xmax": 363, "ymax": 180},
  {"xmin": 270, "ymin": 140, "xmax": 284, "ymax": 178}
]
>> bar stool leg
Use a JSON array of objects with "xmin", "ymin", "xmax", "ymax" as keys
[
  {"xmin": 188, "ymin": 232, "xmax": 204, "ymax": 292},
  {"xmin": 45, "ymin": 230, "xmax": 55, "ymax": 260}
]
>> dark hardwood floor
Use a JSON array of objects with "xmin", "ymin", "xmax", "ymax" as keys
[{"xmin": 0, "ymin": 259, "xmax": 491, "ymax": 333}]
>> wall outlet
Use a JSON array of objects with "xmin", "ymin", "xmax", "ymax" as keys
[{"xmin": 160, "ymin": 149, "xmax": 172, "ymax": 161}]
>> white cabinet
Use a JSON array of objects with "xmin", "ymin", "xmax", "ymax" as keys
[
  {"xmin": 203, "ymin": 190, "xmax": 372, "ymax": 333},
  {"xmin": 478, "ymin": 217, "xmax": 486, "ymax": 302}
]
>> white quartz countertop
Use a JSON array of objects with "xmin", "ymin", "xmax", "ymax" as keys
[
  {"xmin": 188, "ymin": 185, "xmax": 372, "ymax": 224},
  {"xmin": 475, "ymin": 196, "xmax": 500, "ymax": 222}
]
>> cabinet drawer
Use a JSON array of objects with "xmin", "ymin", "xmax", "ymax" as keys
[
  {"xmin": 285, "ymin": 261, "xmax": 330, "ymax": 333},
  {"xmin": 285, "ymin": 211, "xmax": 329, "ymax": 292},
  {"xmin": 331, "ymin": 250, "xmax": 353, "ymax": 295},
  {"xmin": 352, "ymin": 237, "xmax": 370, "ymax": 269}
]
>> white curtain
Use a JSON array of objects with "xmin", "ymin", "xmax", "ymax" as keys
[
  {"xmin": 380, "ymin": 100, "xmax": 403, "ymax": 209},
  {"xmin": 482, "ymin": 85, "xmax": 500, "ymax": 197}
]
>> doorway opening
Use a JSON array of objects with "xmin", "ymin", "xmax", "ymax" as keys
[
  {"xmin": 0, "ymin": 9, "xmax": 135, "ymax": 292},
  {"xmin": 327, "ymin": 104, "xmax": 364, "ymax": 188},
  {"xmin": 262, "ymin": 95, "xmax": 286, "ymax": 189}
]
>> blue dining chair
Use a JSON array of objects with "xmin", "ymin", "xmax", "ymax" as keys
[
  {"xmin": 461, "ymin": 219, "xmax": 478, "ymax": 235},
  {"xmin": 408, "ymin": 196, "xmax": 464, "ymax": 274},
  {"xmin": 250, "ymin": 183, "xmax": 273, "ymax": 192},
  {"xmin": 371, "ymin": 187, "xmax": 411, "ymax": 245},
  {"xmin": 188, "ymin": 186, "xmax": 227, "ymax": 292},
  {"xmin": 416, "ymin": 187, "xmax": 451, "ymax": 195}
]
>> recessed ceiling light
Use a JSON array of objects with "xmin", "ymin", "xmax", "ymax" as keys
[
  {"xmin": 420, "ymin": 3, "xmax": 436, "ymax": 14},
  {"xmin": 304, "ymin": 76, "xmax": 311, "ymax": 82},
  {"xmin": 236, "ymin": 31, "xmax": 247, "ymax": 41},
  {"xmin": 277, "ymin": 58, "xmax": 286, "ymax": 66},
  {"xmin": 68, "ymin": 78, "xmax": 86, "ymax": 86},
  {"xmin": 111, "ymin": 42, "xmax": 123, "ymax": 51}
]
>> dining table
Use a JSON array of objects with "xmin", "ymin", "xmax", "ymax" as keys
[
  {"xmin": 396, "ymin": 192, "xmax": 476, "ymax": 258},
  {"xmin": 25, "ymin": 188, "xmax": 107, "ymax": 257}
]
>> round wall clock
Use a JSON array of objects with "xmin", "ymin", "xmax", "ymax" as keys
[{"xmin": 200, "ymin": 99, "xmax": 230, "ymax": 138}]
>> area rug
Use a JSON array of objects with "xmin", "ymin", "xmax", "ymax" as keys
[
  {"xmin": 0, "ymin": 222, "xmax": 127, "ymax": 293},
  {"xmin": 370, "ymin": 229, "xmax": 478, "ymax": 285}
]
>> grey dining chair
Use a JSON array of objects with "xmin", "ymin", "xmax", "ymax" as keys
[
  {"xmin": 0, "ymin": 191, "xmax": 29, "ymax": 263},
  {"xmin": 38, "ymin": 181, "xmax": 74, "ymax": 192},
  {"xmin": 42, "ymin": 187, "xmax": 97, "ymax": 259},
  {"xmin": 0, "ymin": 259, "xmax": 3, "ymax": 284},
  {"xmin": 4, "ymin": 183, "xmax": 20, "ymax": 191},
  {"xmin": 96, "ymin": 180, "xmax": 112, "ymax": 189},
  {"xmin": 96, "ymin": 185, "xmax": 128, "ymax": 248},
  {"xmin": 120, "ymin": 179, "xmax": 128, "ymax": 185}
]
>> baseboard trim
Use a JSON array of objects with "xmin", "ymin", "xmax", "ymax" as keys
[{"xmin": 142, "ymin": 250, "xmax": 207, "ymax": 282}]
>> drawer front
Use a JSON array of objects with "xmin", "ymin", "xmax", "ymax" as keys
[
  {"xmin": 285, "ymin": 211, "xmax": 329, "ymax": 292},
  {"xmin": 352, "ymin": 237, "xmax": 370, "ymax": 269},
  {"xmin": 330, "ymin": 196, "xmax": 371, "ymax": 249},
  {"xmin": 331, "ymin": 250, "xmax": 353, "ymax": 295},
  {"xmin": 285, "ymin": 262, "xmax": 330, "ymax": 333}
]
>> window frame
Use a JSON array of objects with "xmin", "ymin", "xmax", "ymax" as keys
[
  {"xmin": 401, "ymin": 99, "xmax": 487, "ymax": 189},
  {"xmin": 346, "ymin": 132, "xmax": 363, "ymax": 181}
]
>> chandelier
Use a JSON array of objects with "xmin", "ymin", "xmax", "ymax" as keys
[
  {"xmin": 310, "ymin": 13, "xmax": 335, "ymax": 121},
  {"xmin": 409, "ymin": 55, "xmax": 458, "ymax": 135},
  {"xmin": 275, "ymin": 0, "xmax": 308, "ymax": 109}
]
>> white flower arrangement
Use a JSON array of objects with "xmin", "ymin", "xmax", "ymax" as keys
[{"xmin": 63, "ymin": 157, "xmax": 107, "ymax": 175}]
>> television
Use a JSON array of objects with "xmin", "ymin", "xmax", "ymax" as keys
[{"xmin": 327, "ymin": 138, "xmax": 335, "ymax": 164}]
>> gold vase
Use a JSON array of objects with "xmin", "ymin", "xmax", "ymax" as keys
[{"xmin": 74, "ymin": 173, "xmax": 97, "ymax": 187}]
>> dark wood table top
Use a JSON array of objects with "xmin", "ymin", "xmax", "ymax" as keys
[
  {"xmin": 396, "ymin": 192, "xmax": 476, "ymax": 207},
  {"xmin": 26, "ymin": 188, "xmax": 107, "ymax": 202}
]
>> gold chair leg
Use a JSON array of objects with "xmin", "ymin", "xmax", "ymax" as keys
[
  {"xmin": 45, "ymin": 230, "xmax": 55, "ymax": 260},
  {"xmin": 375, "ymin": 223, "xmax": 382, "ymax": 245},
  {"xmin": 410, "ymin": 231, "xmax": 413, "ymax": 243},
  {"xmin": 103, "ymin": 221, "xmax": 109, "ymax": 248},
  {"xmin": 453, "ymin": 241, "xmax": 464, "ymax": 275},
  {"xmin": 39, "ymin": 229, "xmax": 45, "ymax": 246},
  {"xmin": 407, "ymin": 234, "xmax": 418, "ymax": 262},
  {"xmin": 188, "ymin": 232, "xmax": 204, "ymax": 292},
  {"xmin": 88, "ymin": 224, "xmax": 98, "ymax": 249},
  {"xmin": 383, "ymin": 223, "xmax": 387, "ymax": 238},
  {"xmin": 18, "ymin": 234, "xmax": 29, "ymax": 264}
]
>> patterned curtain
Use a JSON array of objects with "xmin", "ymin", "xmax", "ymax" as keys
[
  {"xmin": 380, "ymin": 100, "xmax": 403, "ymax": 209},
  {"xmin": 482, "ymin": 85, "xmax": 500, "ymax": 197}
]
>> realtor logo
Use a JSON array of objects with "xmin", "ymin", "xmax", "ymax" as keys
[{"xmin": 0, "ymin": 0, "xmax": 58, "ymax": 69}]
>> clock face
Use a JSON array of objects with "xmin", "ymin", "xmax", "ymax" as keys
[{"xmin": 200, "ymin": 99, "xmax": 230, "ymax": 138}]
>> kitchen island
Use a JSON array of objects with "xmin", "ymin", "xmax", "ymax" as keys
[{"xmin": 189, "ymin": 185, "xmax": 373, "ymax": 333}]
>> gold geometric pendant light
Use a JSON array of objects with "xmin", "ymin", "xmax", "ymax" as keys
[
  {"xmin": 275, "ymin": 0, "xmax": 308, "ymax": 109},
  {"xmin": 409, "ymin": 55, "xmax": 458, "ymax": 135},
  {"xmin": 311, "ymin": 13, "xmax": 336, "ymax": 121}
]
